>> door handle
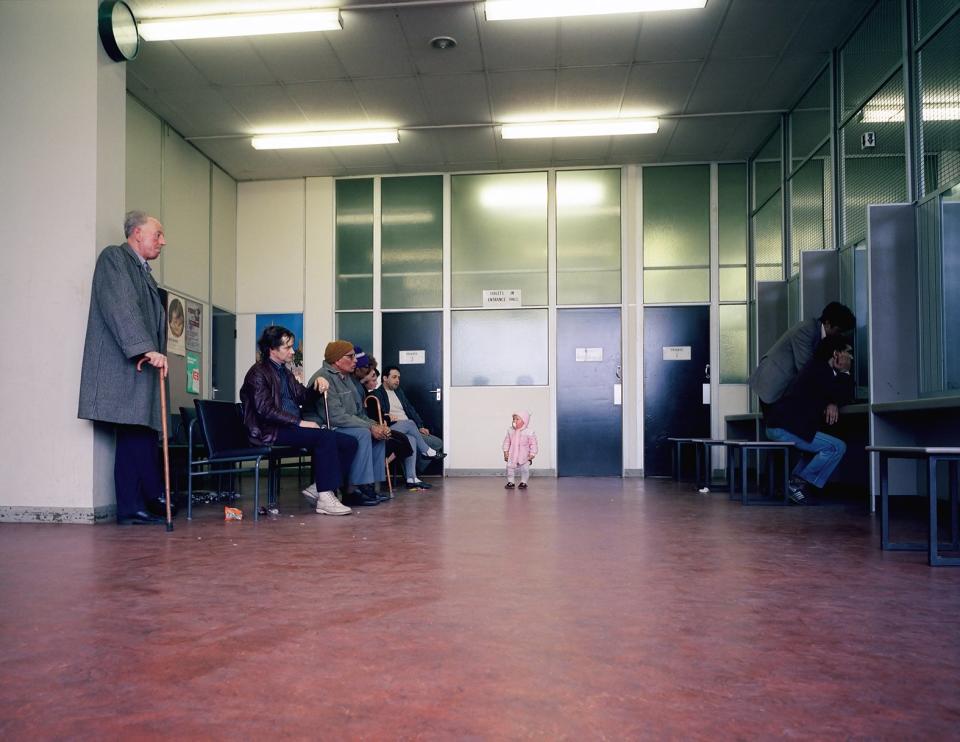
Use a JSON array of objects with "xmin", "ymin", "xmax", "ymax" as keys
[{"xmin": 430, "ymin": 387, "xmax": 441, "ymax": 401}]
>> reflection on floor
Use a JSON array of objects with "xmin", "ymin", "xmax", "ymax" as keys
[{"xmin": 1, "ymin": 476, "xmax": 958, "ymax": 738}]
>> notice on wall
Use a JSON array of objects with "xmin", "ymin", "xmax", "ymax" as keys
[
  {"xmin": 614, "ymin": 383, "xmax": 622, "ymax": 406},
  {"xmin": 185, "ymin": 300, "xmax": 202, "ymax": 352},
  {"xmin": 186, "ymin": 352, "xmax": 201, "ymax": 395},
  {"xmin": 399, "ymin": 350, "xmax": 425, "ymax": 365},
  {"xmin": 482, "ymin": 289, "xmax": 522, "ymax": 308},
  {"xmin": 575, "ymin": 347, "xmax": 604, "ymax": 362},
  {"xmin": 166, "ymin": 294, "xmax": 186, "ymax": 356},
  {"xmin": 662, "ymin": 345, "xmax": 691, "ymax": 361}
]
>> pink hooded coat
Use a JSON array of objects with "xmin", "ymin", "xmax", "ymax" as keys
[{"xmin": 502, "ymin": 411, "xmax": 538, "ymax": 466}]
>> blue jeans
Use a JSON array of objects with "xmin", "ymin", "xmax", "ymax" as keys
[
  {"xmin": 334, "ymin": 426, "xmax": 386, "ymax": 486},
  {"xmin": 765, "ymin": 428, "xmax": 846, "ymax": 489}
]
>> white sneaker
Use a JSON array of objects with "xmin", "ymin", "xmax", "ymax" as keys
[
  {"xmin": 301, "ymin": 483, "xmax": 319, "ymax": 504},
  {"xmin": 315, "ymin": 490, "xmax": 352, "ymax": 516}
]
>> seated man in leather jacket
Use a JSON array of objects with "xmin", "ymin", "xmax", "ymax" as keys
[{"xmin": 240, "ymin": 325, "xmax": 357, "ymax": 516}]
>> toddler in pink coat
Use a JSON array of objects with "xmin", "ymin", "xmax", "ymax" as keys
[{"xmin": 502, "ymin": 411, "xmax": 538, "ymax": 489}]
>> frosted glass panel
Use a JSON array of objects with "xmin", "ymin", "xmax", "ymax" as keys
[
  {"xmin": 753, "ymin": 126, "xmax": 782, "ymax": 208},
  {"xmin": 643, "ymin": 268, "xmax": 709, "ymax": 303},
  {"xmin": 381, "ymin": 175, "xmax": 442, "ymax": 309},
  {"xmin": 336, "ymin": 312, "xmax": 372, "ymax": 353},
  {"xmin": 452, "ymin": 172, "xmax": 548, "ymax": 307},
  {"xmin": 557, "ymin": 169, "xmax": 621, "ymax": 304},
  {"xmin": 336, "ymin": 179, "xmax": 373, "ymax": 310},
  {"xmin": 790, "ymin": 69, "xmax": 830, "ymax": 169},
  {"xmin": 642, "ymin": 165, "xmax": 709, "ymax": 267},
  {"xmin": 719, "ymin": 267, "xmax": 747, "ymax": 301},
  {"xmin": 452, "ymin": 309, "xmax": 548, "ymax": 386},
  {"xmin": 753, "ymin": 195, "xmax": 783, "ymax": 281},
  {"xmin": 718, "ymin": 163, "xmax": 747, "ymax": 265},
  {"xmin": 719, "ymin": 304, "xmax": 749, "ymax": 383}
]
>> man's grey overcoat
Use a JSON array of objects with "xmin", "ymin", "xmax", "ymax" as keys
[
  {"xmin": 78, "ymin": 244, "xmax": 166, "ymax": 431},
  {"xmin": 747, "ymin": 317, "xmax": 822, "ymax": 405}
]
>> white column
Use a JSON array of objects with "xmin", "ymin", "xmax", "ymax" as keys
[{"xmin": 0, "ymin": 0, "xmax": 126, "ymax": 521}]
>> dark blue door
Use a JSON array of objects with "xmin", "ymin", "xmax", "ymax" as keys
[
  {"xmin": 557, "ymin": 308, "xmax": 622, "ymax": 476},
  {"xmin": 381, "ymin": 311, "xmax": 443, "ymax": 475},
  {"xmin": 643, "ymin": 305, "xmax": 710, "ymax": 477}
]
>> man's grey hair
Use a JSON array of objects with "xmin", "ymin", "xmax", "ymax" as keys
[{"xmin": 123, "ymin": 210, "xmax": 150, "ymax": 238}]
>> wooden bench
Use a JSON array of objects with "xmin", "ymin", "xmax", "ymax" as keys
[{"xmin": 866, "ymin": 446, "xmax": 960, "ymax": 566}]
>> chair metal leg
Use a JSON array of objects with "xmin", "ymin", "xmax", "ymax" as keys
[
  {"xmin": 880, "ymin": 453, "xmax": 889, "ymax": 549},
  {"xmin": 253, "ymin": 458, "xmax": 262, "ymax": 521},
  {"xmin": 929, "ymin": 456, "xmax": 960, "ymax": 566}
]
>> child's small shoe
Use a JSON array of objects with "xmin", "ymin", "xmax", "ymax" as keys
[
  {"xmin": 518, "ymin": 482, "xmax": 528, "ymax": 489},
  {"xmin": 505, "ymin": 482, "xmax": 515, "ymax": 489}
]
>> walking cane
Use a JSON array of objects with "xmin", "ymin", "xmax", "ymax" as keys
[{"xmin": 158, "ymin": 367, "xmax": 174, "ymax": 532}]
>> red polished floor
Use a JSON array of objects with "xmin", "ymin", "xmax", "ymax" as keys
[{"xmin": 1, "ymin": 477, "xmax": 958, "ymax": 740}]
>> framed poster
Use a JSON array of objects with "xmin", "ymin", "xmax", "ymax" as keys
[
  {"xmin": 166, "ymin": 294, "xmax": 186, "ymax": 356},
  {"xmin": 185, "ymin": 300, "xmax": 202, "ymax": 352},
  {"xmin": 185, "ymin": 352, "xmax": 201, "ymax": 395}
]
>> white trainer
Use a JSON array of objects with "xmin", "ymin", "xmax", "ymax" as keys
[
  {"xmin": 315, "ymin": 490, "xmax": 351, "ymax": 516},
  {"xmin": 301, "ymin": 483, "xmax": 319, "ymax": 504}
]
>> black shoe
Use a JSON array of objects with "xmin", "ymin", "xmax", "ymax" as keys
[
  {"xmin": 518, "ymin": 482, "xmax": 528, "ymax": 489},
  {"xmin": 409, "ymin": 480, "xmax": 432, "ymax": 490},
  {"xmin": 505, "ymin": 482, "xmax": 515, "ymax": 489},
  {"xmin": 787, "ymin": 478, "xmax": 807, "ymax": 504},
  {"xmin": 146, "ymin": 497, "xmax": 178, "ymax": 519},
  {"xmin": 342, "ymin": 490, "xmax": 380, "ymax": 507},
  {"xmin": 118, "ymin": 510, "xmax": 164, "ymax": 525},
  {"xmin": 358, "ymin": 483, "xmax": 389, "ymax": 503}
]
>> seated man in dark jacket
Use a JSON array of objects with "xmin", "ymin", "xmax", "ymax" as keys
[
  {"xmin": 764, "ymin": 334, "xmax": 855, "ymax": 503},
  {"xmin": 240, "ymin": 325, "xmax": 357, "ymax": 516}
]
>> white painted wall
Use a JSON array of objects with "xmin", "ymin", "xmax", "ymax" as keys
[
  {"xmin": 0, "ymin": 0, "xmax": 124, "ymax": 517},
  {"xmin": 237, "ymin": 180, "xmax": 306, "ymax": 314},
  {"xmin": 304, "ymin": 177, "xmax": 337, "ymax": 376},
  {"xmin": 211, "ymin": 166, "xmax": 238, "ymax": 313}
]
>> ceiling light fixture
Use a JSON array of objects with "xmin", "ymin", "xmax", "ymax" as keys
[
  {"xmin": 251, "ymin": 129, "xmax": 399, "ymax": 150},
  {"xmin": 485, "ymin": 0, "xmax": 706, "ymax": 21},
  {"xmin": 138, "ymin": 8, "xmax": 342, "ymax": 41},
  {"xmin": 861, "ymin": 103, "xmax": 960, "ymax": 123},
  {"xmin": 500, "ymin": 118, "xmax": 659, "ymax": 139}
]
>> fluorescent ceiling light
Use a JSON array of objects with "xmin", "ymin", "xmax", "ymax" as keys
[
  {"xmin": 500, "ymin": 118, "xmax": 659, "ymax": 139},
  {"xmin": 861, "ymin": 103, "xmax": 960, "ymax": 123},
  {"xmin": 251, "ymin": 129, "xmax": 399, "ymax": 150},
  {"xmin": 138, "ymin": 9, "xmax": 342, "ymax": 41},
  {"xmin": 485, "ymin": 0, "xmax": 706, "ymax": 21}
]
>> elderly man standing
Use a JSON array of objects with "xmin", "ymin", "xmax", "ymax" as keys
[
  {"xmin": 306, "ymin": 341, "xmax": 390, "ymax": 507},
  {"xmin": 78, "ymin": 211, "xmax": 169, "ymax": 525}
]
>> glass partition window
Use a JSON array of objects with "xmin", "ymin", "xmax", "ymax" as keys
[
  {"xmin": 753, "ymin": 194, "xmax": 783, "ymax": 281},
  {"xmin": 917, "ymin": 0, "xmax": 959, "ymax": 41},
  {"xmin": 918, "ymin": 12, "xmax": 960, "ymax": 196},
  {"xmin": 336, "ymin": 179, "xmax": 374, "ymax": 310},
  {"xmin": 642, "ymin": 164, "xmax": 710, "ymax": 303},
  {"xmin": 840, "ymin": 74, "xmax": 908, "ymax": 247},
  {"xmin": 336, "ymin": 311, "xmax": 372, "ymax": 354},
  {"xmin": 719, "ymin": 304, "xmax": 749, "ymax": 383},
  {"xmin": 718, "ymin": 163, "xmax": 748, "ymax": 301},
  {"xmin": 451, "ymin": 172, "xmax": 548, "ymax": 307},
  {"xmin": 451, "ymin": 309, "xmax": 548, "ymax": 386},
  {"xmin": 790, "ymin": 143, "xmax": 833, "ymax": 271},
  {"xmin": 790, "ymin": 69, "xmax": 831, "ymax": 171},
  {"xmin": 381, "ymin": 175, "xmax": 443, "ymax": 309},
  {"xmin": 556, "ymin": 169, "xmax": 621, "ymax": 305},
  {"xmin": 753, "ymin": 126, "xmax": 782, "ymax": 208},
  {"xmin": 839, "ymin": 0, "xmax": 903, "ymax": 120}
]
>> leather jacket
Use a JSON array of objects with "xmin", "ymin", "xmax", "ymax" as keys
[{"xmin": 239, "ymin": 360, "xmax": 315, "ymax": 445}]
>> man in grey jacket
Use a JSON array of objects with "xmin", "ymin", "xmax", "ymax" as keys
[
  {"xmin": 78, "ymin": 211, "xmax": 169, "ymax": 524},
  {"xmin": 748, "ymin": 302, "xmax": 855, "ymax": 417},
  {"xmin": 306, "ymin": 340, "xmax": 390, "ymax": 506}
]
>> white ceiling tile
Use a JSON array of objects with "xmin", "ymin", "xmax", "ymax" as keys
[
  {"xmin": 685, "ymin": 58, "xmax": 778, "ymax": 114},
  {"xmin": 719, "ymin": 113, "xmax": 782, "ymax": 159},
  {"xmin": 550, "ymin": 136, "xmax": 614, "ymax": 161},
  {"xmin": 249, "ymin": 33, "xmax": 347, "ymax": 82},
  {"xmin": 710, "ymin": 0, "xmax": 809, "ymax": 59},
  {"xmin": 284, "ymin": 81, "xmax": 367, "ymax": 127},
  {"xmin": 622, "ymin": 61, "xmax": 703, "ymax": 116},
  {"xmin": 327, "ymin": 10, "xmax": 415, "ymax": 78},
  {"xmin": 276, "ymin": 147, "xmax": 346, "ymax": 176},
  {"xmin": 420, "ymin": 73, "xmax": 491, "ymax": 125},
  {"xmin": 330, "ymin": 144, "xmax": 398, "ymax": 170},
  {"xmin": 396, "ymin": 5, "xmax": 484, "ymax": 75},
  {"xmin": 784, "ymin": 0, "xmax": 875, "ymax": 54},
  {"xmin": 753, "ymin": 54, "xmax": 829, "ymax": 110},
  {"xmin": 608, "ymin": 119, "xmax": 674, "ymax": 161},
  {"xmin": 128, "ymin": 42, "xmax": 209, "ymax": 90},
  {"xmin": 634, "ymin": 0, "xmax": 730, "ymax": 62},
  {"xmin": 353, "ymin": 77, "xmax": 430, "ymax": 127},
  {"xmin": 219, "ymin": 85, "xmax": 308, "ymax": 130},
  {"xmin": 478, "ymin": 17, "xmax": 559, "ymax": 70},
  {"xmin": 664, "ymin": 117, "xmax": 742, "ymax": 159},
  {"xmin": 389, "ymin": 130, "xmax": 445, "ymax": 166},
  {"xmin": 175, "ymin": 38, "xmax": 276, "ymax": 85},
  {"xmin": 433, "ymin": 128, "xmax": 498, "ymax": 164},
  {"xmin": 154, "ymin": 86, "xmax": 249, "ymax": 135},
  {"xmin": 556, "ymin": 67, "xmax": 630, "ymax": 116},
  {"xmin": 131, "ymin": 87, "xmax": 194, "ymax": 135},
  {"xmin": 488, "ymin": 70, "xmax": 557, "ymax": 121},
  {"xmin": 558, "ymin": 15, "xmax": 642, "ymax": 66},
  {"xmin": 497, "ymin": 137, "xmax": 554, "ymax": 164}
]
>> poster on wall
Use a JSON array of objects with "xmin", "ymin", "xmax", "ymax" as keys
[
  {"xmin": 255, "ymin": 313, "xmax": 305, "ymax": 384},
  {"xmin": 186, "ymin": 352, "xmax": 201, "ymax": 395},
  {"xmin": 166, "ymin": 294, "xmax": 186, "ymax": 356},
  {"xmin": 185, "ymin": 300, "xmax": 202, "ymax": 352}
]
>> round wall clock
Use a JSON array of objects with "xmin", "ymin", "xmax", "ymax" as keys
[{"xmin": 98, "ymin": 1, "xmax": 140, "ymax": 62}]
